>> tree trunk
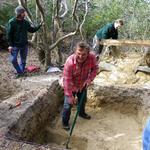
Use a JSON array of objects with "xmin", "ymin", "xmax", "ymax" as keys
[{"xmin": 44, "ymin": 48, "xmax": 51, "ymax": 70}]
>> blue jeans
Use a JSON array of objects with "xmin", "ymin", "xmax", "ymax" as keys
[
  {"xmin": 10, "ymin": 46, "xmax": 28, "ymax": 74},
  {"xmin": 143, "ymin": 118, "xmax": 150, "ymax": 150},
  {"xmin": 62, "ymin": 89, "xmax": 87, "ymax": 126}
]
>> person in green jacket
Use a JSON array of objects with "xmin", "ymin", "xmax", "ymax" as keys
[
  {"xmin": 7, "ymin": 6, "xmax": 43, "ymax": 78},
  {"xmin": 93, "ymin": 19, "xmax": 123, "ymax": 60}
]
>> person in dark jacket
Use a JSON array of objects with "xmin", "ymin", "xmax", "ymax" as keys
[
  {"xmin": 7, "ymin": 6, "xmax": 42, "ymax": 78},
  {"xmin": 93, "ymin": 19, "xmax": 123, "ymax": 59}
]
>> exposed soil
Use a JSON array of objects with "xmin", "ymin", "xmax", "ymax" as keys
[
  {"xmin": 0, "ymin": 48, "xmax": 150, "ymax": 150},
  {"xmin": 34, "ymin": 102, "xmax": 142, "ymax": 150},
  {"xmin": 0, "ymin": 48, "xmax": 44, "ymax": 102}
]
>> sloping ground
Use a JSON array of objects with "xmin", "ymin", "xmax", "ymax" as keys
[
  {"xmin": 0, "ymin": 74, "xmax": 65, "ymax": 150},
  {"xmin": 66, "ymin": 103, "xmax": 142, "ymax": 150},
  {"xmin": 0, "ymin": 49, "xmax": 150, "ymax": 150},
  {"xmin": 0, "ymin": 75, "xmax": 149, "ymax": 150},
  {"xmin": 44, "ymin": 83, "xmax": 149, "ymax": 150},
  {"xmin": 1, "ymin": 49, "xmax": 150, "ymax": 102},
  {"xmin": 0, "ymin": 48, "xmax": 44, "ymax": 102}
]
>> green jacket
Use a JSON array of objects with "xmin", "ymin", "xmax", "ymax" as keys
[
  {"xmin": 7, "ymin": 17, "xmax": 41, "ymax": 47},
  {"xmin": 96, "ymin": 23, "xmax": 118, "ymax": 40}
]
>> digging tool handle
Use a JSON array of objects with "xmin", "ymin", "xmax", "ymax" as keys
[{"xmin": 66, "ymin": 89, "xmax": 86, "ymax": 149}]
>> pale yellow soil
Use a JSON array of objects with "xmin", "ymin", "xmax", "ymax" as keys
[{"xmin": 46, "ymin": 102, "xmax": 143, "ymax": 150}]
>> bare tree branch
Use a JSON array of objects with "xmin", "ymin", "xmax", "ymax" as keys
[
  {"xmin": 18, "ymin": 0, "xmax": 87, "ymax": 67},
  {"xmin": 49, "ymin": 0, "xmax": 80, "ymax": 51},
  {"xmin": 18, "ymin": 0, "xmax": 33, "ymax": 23},
  {"xmin": 52, "ymin": 0, "xmax": 55, "ymax": 43},
  {"xmin": 36, "ymin": 0, "xmax": 44, "ymax": 22},
  {"xmin": 36, "ymin": 0, "xmax": 51, "ymax": 67},
  {"xmin": 72, "ymin": 0, "xmax": 79, "ymax": 22},
  {"xmin": 79, "ymin": 0, "xmax": 90, "ymax": 40},
  {"xmin": 56, "ymin": 0, "xmax": 60, "ymax": 18},
  {"xmin": 49, "ymin": 31, "xmax": 77, "ymax": 50},
  {"xmin": 59, "ymin": 0, "xmax": 68, "ymax": 18},
  {"xmin": 54, "ymin": 0, "xmax": 63, "ymax": 31}
]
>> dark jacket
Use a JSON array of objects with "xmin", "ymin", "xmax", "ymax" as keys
[
  {"xmin": 96, "ymin": 23, "xmax": 118, "ymax": 40},
  {"xmin": 7, "ymin": 17, "xmax": 41, "ymax": 47}
]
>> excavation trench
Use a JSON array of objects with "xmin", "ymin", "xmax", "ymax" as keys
[{"xmin": 4, "ymin": 78, "xmax": 149, "ymax": 150}]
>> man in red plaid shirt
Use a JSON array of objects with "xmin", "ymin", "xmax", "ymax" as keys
[{"xmin": 62, "ymin": 41, "xmax": 98, "ymax": 130}]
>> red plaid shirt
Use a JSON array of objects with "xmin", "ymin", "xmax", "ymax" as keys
[{"xmin": 63, "ymin": 52, "xmax": 98, "ymax": 96}]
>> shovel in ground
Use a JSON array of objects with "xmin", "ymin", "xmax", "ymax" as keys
[{"xmin": 65, "ymin": 90, "xmax": 86, "ymax": 149}]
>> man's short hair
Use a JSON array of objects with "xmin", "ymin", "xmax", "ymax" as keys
[
  {"xmin": 115, "ymin": 19, "xmax": 124, "ymax": 26},
  {"xmin": 75, "ymin": 41, "xmax": 90, "ymax": 52}
]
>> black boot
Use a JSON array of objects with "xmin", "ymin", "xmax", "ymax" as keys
[
  {"xmin": 62, "ymin": 123, "xmax": 70, "ymax": 131},
  {"xmin": 79, "ymin": 112, "xmax": 91, "ymax": 120}
]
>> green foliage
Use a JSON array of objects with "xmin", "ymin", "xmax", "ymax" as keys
[
  {"xmin": 121, "ymin": 0, "xmax": 150, "ymax": 39},
  {"xmin": 0, "ymin": 0, "xmax": 149, "ymax": 40},
  {"xmin": 0, "ymin": 4, "xmax": 16, "ymax": 26},
  {"xmin": 83, "ymin": 0, "xmax": 150, "ymax": 40},
  {"xmin": 0, "ymin": 0, "xmax": 53, "ymax": 27},
  {"xmin": 27, "ymin": 0, "xmax": 53, "ymax": 27},
  {"xmin": 84, "ymin": 0, "xmax": 124, "ymax": 38}
]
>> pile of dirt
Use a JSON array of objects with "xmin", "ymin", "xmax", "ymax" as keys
[
  {"xmin": 0, "ymin": 50, "xmax": 18, "ymax": 101},
  {"xmin": 0, "ymin": 48, "xmax": 44, "ymax": 102},
  {"xmin": 96, "ymin": 52, "xmax": 150, "ymax": 86},
  {"xmin": 0, "ymin": 71, "xmax": 20, "ymax": 101}
]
